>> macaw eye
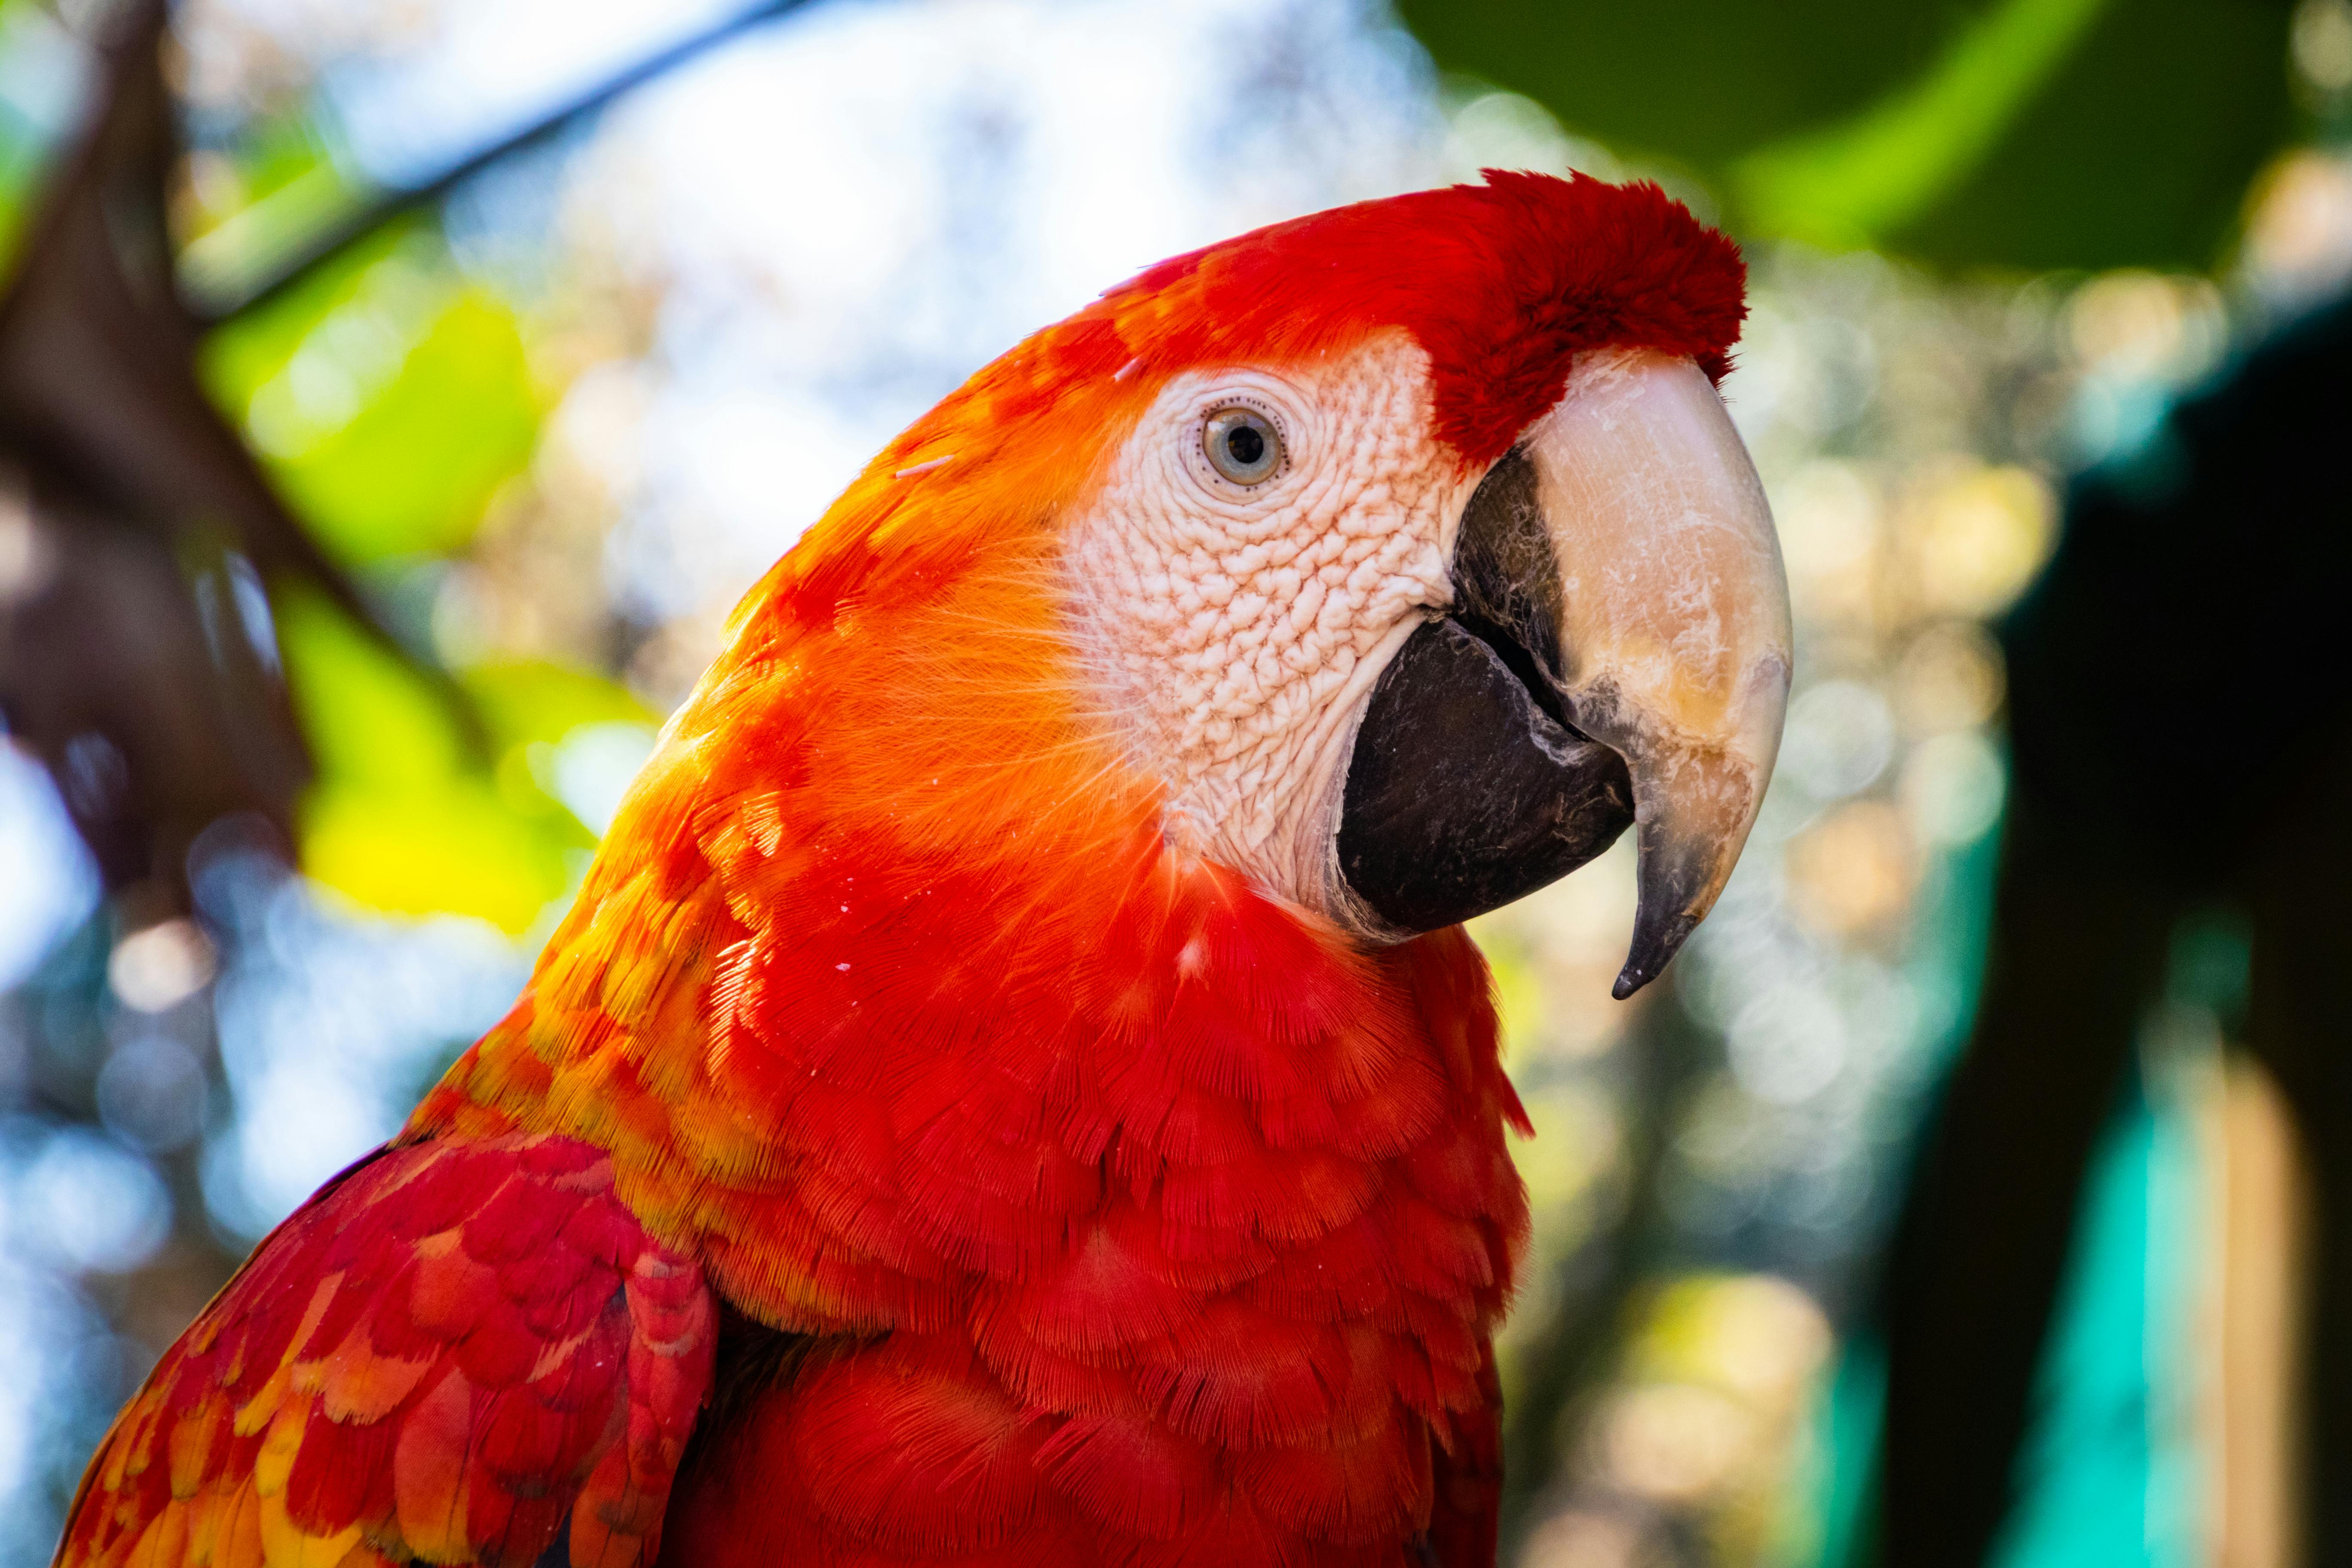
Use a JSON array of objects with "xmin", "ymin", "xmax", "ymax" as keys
[{"xmin": 1202, "ymin": 405, "xmax": 1283, "ymax": 485}]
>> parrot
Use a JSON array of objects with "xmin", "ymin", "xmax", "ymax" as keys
[{"xmin": 56, "ymin": 170, "xmax": 1790, "ymax": 1568}]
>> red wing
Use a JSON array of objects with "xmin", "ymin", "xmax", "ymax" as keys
[{"xmin": 58, "ymin": 1133, "xmax": 715, "ymax": 1568}]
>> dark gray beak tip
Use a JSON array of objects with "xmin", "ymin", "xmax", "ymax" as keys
[{"xmin": 1613, "ymin": 904, "xmax": 1701, "ymax": 1001}]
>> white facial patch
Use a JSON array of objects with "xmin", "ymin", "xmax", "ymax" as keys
[{"xmin": 1065, "ymin": 331, "xmax": 1476, "ymax": 918}]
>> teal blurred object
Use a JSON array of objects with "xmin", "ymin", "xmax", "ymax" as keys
[
  {"xmin": 1798, "ymin": 1064, "xmax": 2206, "ymax": 1568},
  {"xmin": 1396, "ymin": 0, "xmax": 2297, "ymax": 270},
  {"xmin": 1990, "ymin": 1064, "xmax": 2203, "ymax": 1568}
]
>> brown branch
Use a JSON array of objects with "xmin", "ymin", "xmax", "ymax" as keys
[{"xmin": 184, "ymin": 0, "xmax": 822, "ymax": 324}]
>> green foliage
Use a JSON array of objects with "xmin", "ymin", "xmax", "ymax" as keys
[
  {"xmin": 197, "ymin": 208, "xmax": 592, "ymax": 931},
  {"xmin": 1733, "ymin": 0, "xmax": 2112, "ymax": 251},
  {"xmin": 219, "ymin": 111, "xmax": 346, "ymax": 213},
  {"xmin": 1400, "ymin": 0, "xmax": 2297, "ymax": 271},
  {"xmin": 1899, "ymin": 0, "xmax": 2296, "ymax": 270},
  {"xmin": 202, "ymin": 224, "xmax": 544, "ymax": 566},
  {"xmin": 276, "ymin": 590, "xmax": 653, "ymax": 932}
]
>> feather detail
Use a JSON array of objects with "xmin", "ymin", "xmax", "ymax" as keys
[{"xmin": 57, "ymin": 1136, "xmax": 715, "ymax": 1568}]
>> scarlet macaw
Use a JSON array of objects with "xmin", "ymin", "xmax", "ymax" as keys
[{"xmin": 58, "ymin": 171, "xmax": 1790, "ymax": 1568}]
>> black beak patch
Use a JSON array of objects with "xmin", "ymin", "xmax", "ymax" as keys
[{"xmin": 1336, "ymin": 449, "xmax": 1637, "ymax": 935}]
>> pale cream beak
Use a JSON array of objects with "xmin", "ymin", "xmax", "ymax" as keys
[{"xmin": 1525, "ymin": 348, "xmax": 1792, "ymax": 997}]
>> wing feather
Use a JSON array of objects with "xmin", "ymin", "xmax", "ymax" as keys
[{"xmin": 57, "ymin": 1134, "xmax": 714, "ymax": 1568}]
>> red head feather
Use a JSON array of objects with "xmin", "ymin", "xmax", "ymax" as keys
[{"xmin": 1108, "ymin": 170, "xmax": 1746, "ymax": 466}]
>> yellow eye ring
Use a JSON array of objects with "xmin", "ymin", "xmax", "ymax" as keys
[{"xmin": 1202, "ymin": 404, "xmax": 1284, "ymax": 485}]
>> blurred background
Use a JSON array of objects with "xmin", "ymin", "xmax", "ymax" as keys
[{"xmin": 0, "ymin": 0, "xmax": 2346, "ymax": 1563}]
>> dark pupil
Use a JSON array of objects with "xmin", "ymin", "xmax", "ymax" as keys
[{"xmin": 1225, "ymin": 424, "xmax": 1265, "ymax": 466}]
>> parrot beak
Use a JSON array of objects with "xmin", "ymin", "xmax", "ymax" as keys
[
  {"xmin": 1531, "ymin": 350, "xmax": 1793, "ymax": 996},
  {"xmin": 1337, "ymin": 349, "xmax": 1791, "ymax": 996}
]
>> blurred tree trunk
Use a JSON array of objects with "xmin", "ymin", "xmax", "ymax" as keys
[
  {"xmin": 2246, "ymin": 735, "xmax": 2352, "ymax": 1566},
  {"xmin": 0, "ymin": 0, "xmax": 395, "ymax": 912},
  {"xmin": 1869, "ymin": 288, "xmax": 2352, "ymax": 1567},
  {"xmin": 1870, "ymin": 803, "xmax": 2177, "ymax": 1568}
]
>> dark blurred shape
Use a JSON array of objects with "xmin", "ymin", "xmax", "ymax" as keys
[
  {"xmin": 1399, "ymin": 0, "xmax": 2296, "ymax": 271},
  {"xmin": 1871, "ymin": 288, "xmax": 2352, "ymax": 1564},
  {"xmin": 0, "ymin": 0, "xmax": 404, "ymax": 909}
]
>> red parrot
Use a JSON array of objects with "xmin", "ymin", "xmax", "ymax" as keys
[{"xmin": 57, "ymin": 172, "xmax": 1789, "ymax": 1568}]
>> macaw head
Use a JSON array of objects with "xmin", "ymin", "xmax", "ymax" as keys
[{"xmin": 680, "ymin": 171, "xmax": 1788, "ymax": 997}]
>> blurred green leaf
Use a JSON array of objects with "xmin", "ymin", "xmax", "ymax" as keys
[
  {"xmin": 188, "ymin": 109, "xmax": 350, "ymax": 234},
  {"xmin": 1411, "ymin": 1, "xmax": 1978, "ymax": 166},
  {"xmin": 174, "ymin": 110, "xmax": 366, "ymax": 306},
  {"xmin": 201, "ymin": 224, "xmax": 544, "ymax": 565},
  {"xmin": 467, "ymin": 660, "xmax": 654, "ymax": 750},
  {"xmin": 1897, "ymin": 0, "xmax": 2296, "ymax": 270},
  {"xmin": 1400, "ymin": 0, "xmax": 2297, "ymax": 271},
  {"xmin": 276, "ymin": 590, "xmax": 651, "ymax": 932},
  {"xmin": 1732, "ymin": 0, "xmax": 2110, "ymax": 249}
]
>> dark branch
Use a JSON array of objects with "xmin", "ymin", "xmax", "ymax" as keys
[{"xmin": 183, "ymin": 0, "xmax": 821, "ymax": 324}]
